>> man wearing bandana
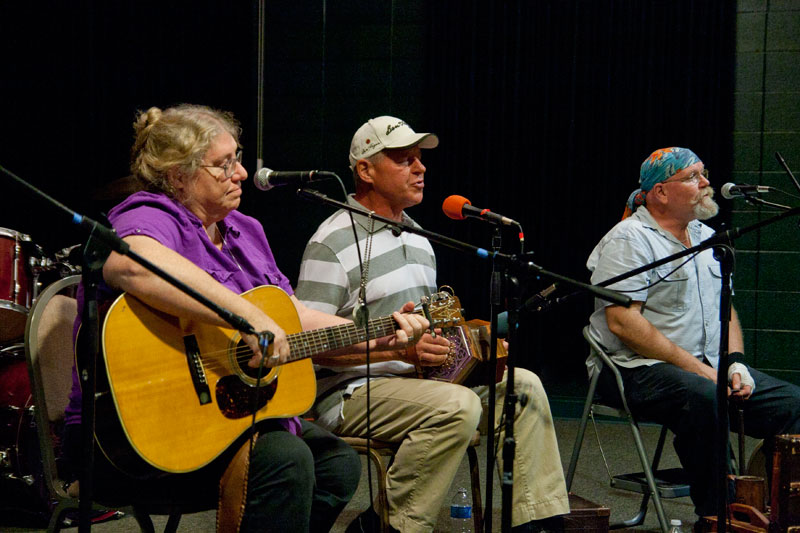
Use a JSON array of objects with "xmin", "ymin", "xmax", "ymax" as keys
[{"xmin": 586, "ymin": 147, "xmax": 800, "ymax": 518}]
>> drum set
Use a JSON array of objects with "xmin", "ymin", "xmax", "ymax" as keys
[{"xmin": 0, "ymin": 227, "xmax": 81, "ymax": 519}]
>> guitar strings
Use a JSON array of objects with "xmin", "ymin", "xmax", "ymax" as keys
[
  {"xmin": 118, "ymin": 309, "xmax": 434, "ymax": 378},
  {"xmin": 161, "ymin": 315, "xmax": 402, "ymax": 372},
  {"xmin": 109, "ymin": 310, "xmax": 450, "ymax": 397}
]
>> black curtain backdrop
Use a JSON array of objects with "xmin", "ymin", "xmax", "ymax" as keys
[
  {"xmin": 419, "ymin": 0, "xmax": 735, "ymax": 390},
  {"xmin": 1, "ymin": 1, "xmax": 257, "ymax": 251},
  {"xmin": 0, "ymin": 0, "xmax": 734, "ymax": 397}
]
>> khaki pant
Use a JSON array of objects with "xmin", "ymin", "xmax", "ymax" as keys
[{"xmin": 339, "ymin": 368, "xmax": 569, "ymax": 533}]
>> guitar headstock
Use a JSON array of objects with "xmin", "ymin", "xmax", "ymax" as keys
[{"xmin": 425, "ymin": 285, "xmax": 466, "ymax": 328}]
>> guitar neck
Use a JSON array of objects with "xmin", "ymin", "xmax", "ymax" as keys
[{"xmin": 285, "ymin": 314, "xmax": 403, "ymax": 362}]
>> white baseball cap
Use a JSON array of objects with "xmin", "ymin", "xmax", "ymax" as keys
[{"xmin": 348, "ymin": 116, "xmax": 439, "ymax": 170}]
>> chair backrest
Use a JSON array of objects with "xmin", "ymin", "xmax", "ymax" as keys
[
  {"xmin": 24, "ymin": 275, "xmax": 81, "ymax": 500},
  {"xmin": 582, "ymin": 326, "xmax": 633, "ymax": 414}
]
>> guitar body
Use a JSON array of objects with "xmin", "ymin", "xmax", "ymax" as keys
[{"xmin": 93, "ymin": 285, "xmax": 314, "ymax": 477}]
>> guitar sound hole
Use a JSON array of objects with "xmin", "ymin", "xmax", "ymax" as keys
[{"xmin": 236, "ymin": 339, "xmax": 273, "ymax": 380}]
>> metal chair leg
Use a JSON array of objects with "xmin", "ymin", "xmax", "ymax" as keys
[
  {"xmin": 625, "ymin": 422, "xmax": 670, "ymax": 533},
  {"xmin": 566, "ymin": 369, "xmax": 601, "ymax": 491}
]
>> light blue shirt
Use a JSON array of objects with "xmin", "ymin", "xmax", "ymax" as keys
[{"xmin": 586, "ymin": 207, "xmax": 724, "ymax": 374}]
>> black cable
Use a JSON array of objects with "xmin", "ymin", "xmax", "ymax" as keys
[
  {"xmin": 334, "ymin": 176, "xmax": 376, "ymax": 511},
  {"xmin": 611, "ymin": 251, "xmax": 703, "ymax": 294},
  {"xmin": 248, "ymin": 330, "xmax": 274, "ymax": 460}
]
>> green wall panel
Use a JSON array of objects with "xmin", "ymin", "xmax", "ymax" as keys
[{"xmin": 752, "ymin": 330, "xmax": 800, "ymax": 368}]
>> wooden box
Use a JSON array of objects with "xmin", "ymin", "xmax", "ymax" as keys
[
  {"xmin": 562, "ymin": 493, "xmax": 610, "ymax": 533},
  {"xmin": 770, "ymin": 435, "xmax": 800, "ymax": 532},
  {"xmin": 698, "ymin": 503, "xmax": 769, "ymax": 532}
]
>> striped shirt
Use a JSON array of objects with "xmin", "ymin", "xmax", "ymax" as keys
[{"xmin": 296, "ymin": 195, "xmax": 437, "ymax": 378}]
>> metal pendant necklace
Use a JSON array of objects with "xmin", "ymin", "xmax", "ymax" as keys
[
  {"xmin": 217, "ymin": 223, "xmax": 243, "ymax": 272},
  {"xmin": 353, "ymin": 213, "xmax": 375, "ymax": 329}
]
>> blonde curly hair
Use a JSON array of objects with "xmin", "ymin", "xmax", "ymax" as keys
[{"xmin": 130, "ymin": 104, "xmax": 241, "ymax": 196}]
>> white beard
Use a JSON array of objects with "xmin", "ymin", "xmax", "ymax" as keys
[{"xmin": 693, "ymin": 189, "xmax": 719, "ymax": 220}]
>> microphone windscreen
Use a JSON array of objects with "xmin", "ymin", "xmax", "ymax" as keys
[
  {"xmin": 442, "ymin": 195, "xmax": 471, "ymax": 220},
  {"xmin": 720, "ymin": 182, "xmax": 736, "ymax": 200},
  {"xmin": 254, "ymin": 167, "xmax": 273, "ymax": 191}
]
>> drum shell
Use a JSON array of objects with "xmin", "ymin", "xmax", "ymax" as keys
[
  {"xmin": 0, "ymin": 354, "xmax": 48, "ymax": 511},
  {"xmin": 0, "ymin": 228, "xmax": 36, "ymax": 342}
]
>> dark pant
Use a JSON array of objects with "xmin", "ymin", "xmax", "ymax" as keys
[
  {"xmin": 597, "ymin": 360, "xmax": 800, "ymax": 516},
  {"xmin": 241, "ymin": 419, "xmax": 361, "ymax": 533},
  {"xmin": 64, "ymin": 419, "xmax": 361, "ymax": 532}
]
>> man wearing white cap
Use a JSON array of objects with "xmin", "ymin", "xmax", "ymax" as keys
[{"xmin": 296, "ymin": 116, "xmax": 569, "ymax": 533}]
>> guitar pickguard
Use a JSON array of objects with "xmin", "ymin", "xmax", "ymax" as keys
[{"xmin": 216, "ymin": 375, "xmax": 277, "ymax": 419}]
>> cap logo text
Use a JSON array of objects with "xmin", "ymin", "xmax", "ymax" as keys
[{"xmin": 385, "ymin": 120, "xmax": 406, "ymax": 136}]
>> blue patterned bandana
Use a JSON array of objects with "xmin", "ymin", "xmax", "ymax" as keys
[
  {"xmin": 625, "ymin": 147, "xmax": 701, "ymax": 216},
  {"xmin": 640, "ymin": 147, "xmax": 700, "ymax": 191}
]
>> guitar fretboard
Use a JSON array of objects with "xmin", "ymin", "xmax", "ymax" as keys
[{"xmin": 286, "ymin": 315, "xmax": 399, "ymax": 361}]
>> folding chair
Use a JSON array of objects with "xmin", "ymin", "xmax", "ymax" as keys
[
  {"xmin": 565, "ymin": 326, "xmax": 690, "ymax": 533},
  {"xmin": 25, "ymin": 275, "xmax": 216, "ymax": 532}
]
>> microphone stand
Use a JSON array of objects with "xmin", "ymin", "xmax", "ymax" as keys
[
  {"xmin": 298, "ymin": 189, "xmax": 630, "ymax": 307},
  {"xmin": 1, "ymin": 165, "xmax": 260, "ymax": 532},
  {"xmin": 499, "ymin": 272, "xmax": 520, "ymax": 533},
  {"xmin": 485, "ymin": 224, "xmax": 525, "ymax": 533},
  {"xmin": 297, "ymin": 188, "xmax": 631, "ymax": 532},
  {"xmin": 76, "ymin": 231, "xmax": 110, "ymax": 533},
  {"xmin": 487, "ymin": 225, "xmax": 501, "ymax": 533}
]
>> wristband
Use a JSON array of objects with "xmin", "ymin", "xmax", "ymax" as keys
[{"xmin": 729, "ymin": 351, "xmax": 745, "ymax": 363}]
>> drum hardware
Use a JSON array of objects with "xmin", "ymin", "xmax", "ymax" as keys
[
  {"xmin": 0, "ymin": 357, "xmax": 38, "ymax": 490},
  {"xmin": 55, "ymin": 260, "xmax": 82, "ymax": 278},
  {"xmin": 3, "ymin": 468, "xmax": 35, "ymax": 486},
  {"xmin": 0, "ymin": 343, "xmax": 25, "ymax": 359},
  {"xmin": 13, "ymin": 238, "xmax": 23, "ymax": 303},
  {"xmin": 53, "ymin": 243, "xmax": 82, "ymax": 265}
]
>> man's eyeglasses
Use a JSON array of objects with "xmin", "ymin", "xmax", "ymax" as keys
[
  {"xmin": 200, "ymin": 150, "xmax": 242, "ymax": 179},
  {"xmin": 663, "ymin": 168, "xmax": 709, "ymax": 186}
]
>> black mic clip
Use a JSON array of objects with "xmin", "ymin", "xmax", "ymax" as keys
[{"xmin": 522, "ymin": 283, "xmax": 557, "ymax": 313}]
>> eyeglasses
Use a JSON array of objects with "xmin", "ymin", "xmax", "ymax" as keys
[
  {"xmin": 663, "ymin": 168, "xmax": 709, "ymax": 186},
  {"xmin": 200, "ymin": 150, "xmax": 242, "ymax": 179}
]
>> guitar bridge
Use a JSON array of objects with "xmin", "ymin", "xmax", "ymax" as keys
[{"xmin": 183, "ymin": 334, "xmax": 212, "ymax": 405}]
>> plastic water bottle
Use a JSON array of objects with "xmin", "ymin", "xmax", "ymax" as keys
[
  {"xmin": 450, "ymin": 487, "xmax": 473, "ymax": 532},
  {"xmin": 668, "ymin": 519, "xmax": 684, "ymax": 533}
]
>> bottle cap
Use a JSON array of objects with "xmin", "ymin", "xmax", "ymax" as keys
[{"xmin": 670, "ymin": 519, "xmax": 682, "ymax": 526}]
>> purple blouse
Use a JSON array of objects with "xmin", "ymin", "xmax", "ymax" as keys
[{"xmin": 65, "ymin": 192, "xmax": 300, "ymax": 435}]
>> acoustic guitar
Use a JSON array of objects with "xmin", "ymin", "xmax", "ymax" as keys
[{"xmin": 84, "ymin": 285, "xmax": 461, "ymax": 478}]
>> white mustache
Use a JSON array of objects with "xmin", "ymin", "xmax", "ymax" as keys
[{"xmin": 696, "ymin": 187, "xmax": 715, "ymax": 202}]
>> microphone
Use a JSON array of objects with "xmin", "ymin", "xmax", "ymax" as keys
[
  {"xmin": 721, "ymin": 182, "xmax": 772, "ymax": 199},
  {"xmin": 254, "ymin": 168, "xmax": 336, "ymax": 191},
  {"xmin": 442, "ymin": 195, "xmax": 519, "ymax": 226}
]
